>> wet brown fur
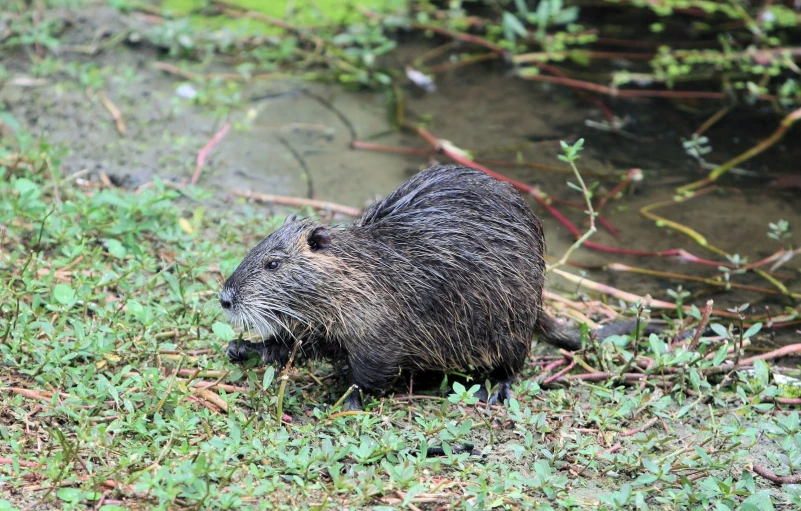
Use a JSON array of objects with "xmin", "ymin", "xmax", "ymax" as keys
[{"xmin": 220, "ymin": 164, "xmax": 616, "ymax": 409}]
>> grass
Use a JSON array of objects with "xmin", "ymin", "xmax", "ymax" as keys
[{"xmin": 1, "ymin": 142, "xmax": 801, "ymax": 510}]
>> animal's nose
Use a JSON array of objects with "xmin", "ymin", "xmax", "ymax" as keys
[{"xmin": 219, "ymin": 288, "xmax": 234, "ymax": 310}]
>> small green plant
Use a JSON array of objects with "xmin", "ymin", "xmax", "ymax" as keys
[
  {"xmin": 768, "ymin": 219, "xmax": 793, "ymax": 249},
  {"xmin": 682, "ymin": 133, "xmax": 713, "ymax": 162},
  {"xmin": 448, "ymin": 381, "xmax": 481, "ymax": 406},
  {"xmin": 549, "ymin": 138, "xmax": 597, "ymax": 270}
]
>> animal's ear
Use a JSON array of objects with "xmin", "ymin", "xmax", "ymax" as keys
[
  {"xmin": 284, "ymin": 213, "xmax": 298, "ymax": 225},
  {"xmin": 307, "ymin": 226, "xmax": 331, "ymax": 251}
]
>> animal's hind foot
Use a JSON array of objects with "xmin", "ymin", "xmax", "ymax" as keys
[
  {"xmin": 474, "ymin": 378, "xmax": 514, "ymax": 406},
  {"xmin": 343, "ymin": 390, "xmax": 363, "ymax": 412}
]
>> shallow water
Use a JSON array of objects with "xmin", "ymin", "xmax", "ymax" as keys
[{"xmin": 2, "ymin": 7, "xmax": 799, "ymax": 345}]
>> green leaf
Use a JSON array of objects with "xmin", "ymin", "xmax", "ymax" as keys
[
  {"xmin": 642, "ymin": 458, "xmax": 658, "ymax": 473},
  {"xmin": 57, "ymin": 488, "xmax": 83, "ymax": 502},
  {"xmin": 533, "ymin": 459, "xmax": 551, "ymax": 478},
  {"xmin": 126, "ymin": 299, "xmax": 144, "ymax": 318},
  {"xmin": 633, "ymin": 473, "xmax": 659, "ymax": 485},
  {"xmin": 53, "ymin": 284, "xmax": 76, "ymax": 305},
  {"xmin": 689, "ymin": 369, "xmax": 701, "ymax": 391},
  {"xmin": 711, "ymin": 344, "xmax": 729, "ymax": 365},
  {"xmin": 674, "ymin": 405, "xmax": 691, "ymax": 419},
  {"xmin": 693, "ymin": 445, "xmax": 711, "ymax": 464},
  {"xmin": 502, "ymin": 11, "xmax": 528, "ymax": 38},
  {"xmin": 105, "ymin": 239, "xmax": 127, "ymax": 260},
  {"xmin": 648, "ymin": 333, "xmax": 666, "ymax": 356},
  {"xmin": 753, "ymin": 359, "xmax": 770, "ymax": 387},
  {"xmin": 743, "ymin": 322, "xmax": 762, "ymax": 339},
  {"xmin": 212, "ymin": 321, "xmax": 235, "ymax": 342},
  {"xmin": 14, "ymin": 178, "xmax": 40, "ymax": 198},
  {"xmin": 0, "ymin": 499, "xmax": 21, "ymax": 511},
  {"xmin": 263, "ymin": 365, "xmax": 275, "ymax": 388},
  {"xmin": 553, "ymin": 5, "xmax": 579, "ymax": 24},
  {"xmin": 740, "ymin": 491, "xmax": 774, "ymax": 511},
  {"xmin": 709, "ymin": 323, "xmax": 729, "ymax": 338}
]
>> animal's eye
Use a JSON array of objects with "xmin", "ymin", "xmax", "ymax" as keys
[{"xmin": 264, "ymin": 259, "xmax": 281, "ymax": 270}]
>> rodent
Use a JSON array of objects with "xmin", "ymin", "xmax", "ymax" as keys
[{"xmin": 219, "ymin": 164, "xmax": 653, "ymax": 411}]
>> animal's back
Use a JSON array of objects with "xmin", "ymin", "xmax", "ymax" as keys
[
  {"xmin": 359, "ymin": 165, "xmax": 544, "ymax": 244},
  {"xmin": 349, "ymin": 164, "xmax": 547, "ymax": 375}
]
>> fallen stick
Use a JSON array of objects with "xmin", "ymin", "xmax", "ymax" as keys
[
  {"xmin": 620, "ymin": 417, "xmax": 660, "ymax": 437},
  {"xmin": 548, "ymin": 268, "xmax": 675, "ymax": 309},
  {"xmin": 98, "ymin": 92, "xmax": 126, "ymax": 135},
  {"xmin": 752, "ymin": 465, "xmax": 801, "ymax": 485},
  {"xmin": 232, "ymin": 190, "xmax": 361, "ymax": 217}
]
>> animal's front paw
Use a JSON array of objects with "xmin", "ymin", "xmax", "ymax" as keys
[{"xmin": 226, "ymin": 340, "xmax": 261, "ymax": 364}]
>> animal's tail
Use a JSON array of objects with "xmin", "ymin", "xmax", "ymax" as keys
[
  {"xmin": 536, "ymin": 312, "xmax": 662, "ymax": 351},
  {"xmin": 536, "ymin": 313, "xmax": 583, "ymax": 351}
]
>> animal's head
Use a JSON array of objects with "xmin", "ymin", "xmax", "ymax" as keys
[{"xmin": 219, "ymin": 215, "xmax": 334, "ymax": 339}]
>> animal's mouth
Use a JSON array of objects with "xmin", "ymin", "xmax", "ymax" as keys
[
  {"xmin": 223, "ymin": 306, "xmax": 281, "ymax": 341},
  {"xmin": 219, "ymin": 292, "xmax": 309, "ymax": 342}
]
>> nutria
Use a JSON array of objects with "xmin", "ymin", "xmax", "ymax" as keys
[{"xmin": 219, "ymin": 164, "xmax": 650, "ymax": 410}]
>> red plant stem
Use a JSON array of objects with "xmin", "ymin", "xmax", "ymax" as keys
[
  {"xmin": 542, "ymin": 359, "xmax": 577, "ymax": 385},
  {"xmin": 738, "ymin": 249, "xmax": 792, "ymax": 272},
  {"xmin": 185, "ymin": 394, "xmax": 222, "ymax": 414},
  {"xmin": 620, "ymin": 417, "xmax": 660, "ymax": 437},
  {"xmin": 595, "ymin": 168, "xmax": 640, "ymax": 213},
  {"xmin": 769, "ymin": 397, "xmax": 801, "ymax": 405},
  {"xmin": 545, "ymin": 195, "xmax": 620, "ymax": 238},
  {"xmin": 411, "ymin": 23, "xmax": 509, "ymax": 57},
  {"xmin": 192, "ymin": 381, "xmax": 250, "ymax": 393},
  {"xmin": 192, "ymin": 122, "xmax": 231, "ymax": 185},
  {"xmin": 0, "ymin": 457, "xmax": 40, "ymax": 468},
  {"xmin": 519, "ymin": 73, "xmax": 776, "ymax": 101},
  {"xmin": 595, "ymin": 217, "xmax": 621, "ymax": 239},
  {"xmin": 740, "ymin": 344, "xmax": 801, "ymax": 366},
  {"xmin": 514, "ymin": 50, "xmax": 655, "ymax": 62},
  {"xmin": 537, "ymin": 358, "xmax": 568, "ymax": 382},
  {"xmin": 533, "ymin": 62, "xmax": 616, "ymax": 122},
  {"xmin": 593, "ymin": 37, "xmax": 720, "ymax": 49},
  {"xmin": 688, "ymin": 300, "xmax": 713, "ymax": 352}
]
